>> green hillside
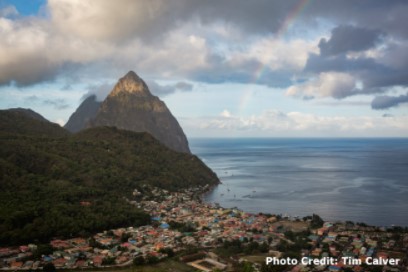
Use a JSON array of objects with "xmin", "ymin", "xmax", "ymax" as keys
[
  {"xmin": 0, "ymin": 110, "xmax": 219, "ymax": 245},
  {"xmin": 0, "ymin": 109, "xmax": 69, "ymax": 138}
]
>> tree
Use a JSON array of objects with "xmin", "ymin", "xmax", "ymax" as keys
[
  {"xmin": 311, "ymin": 214, "xmax": 324, "ymax": 228},
  {"xmin": 33, "ymin": 244, "xmax": 53, "ymax": 259},
  {"xmin": 43, "ymin": 263, "xmax": 56, "ymax": 272},
  {"xmin": 146, "ymin": 255, "xmax": 159, "ymax": 264},
  {"xmin": 259, "ymin": 242, "xmax": 269, "ymax": 253},
  {"xmin": 102, "ymin": 256, "xmax": 116, "ymax": 265},
  {"xmin": 133, "ymin": 256, "xmax": 145, "ymax": 266},
  {"xmin": 159, "ymin": 247, "xmax": 175, "ymax": 257},
  {"xmin": 241, "ymin": 262, "xmax": 255, "ymax": 272}
]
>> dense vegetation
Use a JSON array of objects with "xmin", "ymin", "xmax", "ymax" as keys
[
  {"xmin": 0, "ymin": 110, "xmax": 219, "ymax": 245},
  {"xmin": 0, "ymin": 109, "xmax": 70, "ymax": 138}
]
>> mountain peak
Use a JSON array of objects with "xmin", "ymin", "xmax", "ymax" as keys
[
  {"xmin": 123, "ymin": 70, "xmax": 140, "ymax": 80},
  {"xmin": 110, "ymin": 71, "xmax": 151, "ymax": 97},
  {"xmin": 66, "ymin": 71, "xmax": 191, "ymax": 153}
]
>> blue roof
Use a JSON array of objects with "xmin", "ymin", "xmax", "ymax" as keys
[
  {"xmin": 160, "ymin": 223, "xmax": 170, "ymax": 229},
  {"xmin": 43, "ymin": 256, "xmax": 53, "ymax": 262}
]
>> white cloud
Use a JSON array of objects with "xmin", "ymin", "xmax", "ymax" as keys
[
  {"xmin": 82, "ymin": 82, "xmax": 115, "ymax": 101},
  {"xmin": 286, "ymin": 72, "xmax": 358, "ymax": 99},
  {"xmin": 48, "ymin": 0, "xmax": 166, "ymax": 42},
  {"xmin": 0, "ymin": 15, "xmax": 115, "ymax": 85},
  {"xmin": 182, "ymin": 110, "xmax": 408, "ymax": 137},
  {"xmin": 1, "ymin": 0, "xmax": 408, "ymax": 125},
  {"xmin": 54, "ymin": 118, "xmax": 66, "ymax": 126},
  {"xmin": 239, "ymin": 37, "xmax": 318, "ymax": 72},
  {"xmin": 220, "ymin": 109, "xmax": 231, "ymax": 118}
]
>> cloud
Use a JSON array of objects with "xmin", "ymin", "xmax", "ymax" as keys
[
  {"xmin": 48, "ymin": 0, "xmax": 171, "ymax": 42},
  {"xmin": 382, "ymin": 113, "xmax": 393, "ymax": 117},
  {"xmin": 297, "ymin": 22, "xmax": 408, "ymax": 104},
  {"xmin": 54, "ymin": 118, "xmax": 66, "ymax": 126},
  {"xmin": 182, "ymin": 109, "xmax": 408, "ymax": 137},
  {"xmin": 174, "ymin": 82, "xmax": 193, "ymax": 91},
  {"xmin": 147, "ymin": 81, "xmax": 193, "ymax": 97},
  {"xmin": 0, "ymin": 0, "xmax": 407, "ymax": 105},
  {"xmin": 371, "ymin": 93, "xmax": 408, "ymax": 109},
  {"xmin": 220, "ymin": 109, "xmax": 231, "ymax": 118},
  {"xmin": 304, "ymin": 53, "xmax": 380, "ymax": 74},
  {"xmin": 0, "ymin": 5, "xmax": 18, "ymax": 18},
  {"xmin": 43, "ymin": 98, "xmax": 70, "ymax": 110},
  {"xmin": 82, "ymin": 82, "xmax": 115, "ymax": 101},
  {"xmin": 0, "ymin": 13, "xmax": 115, "ymax": 86},
  {"xmin": 186, "ymin": 35, "xmax": 317, "ymax": 87},
  {"xmin": 286, "ymin": 72, "xmax": 359, "ymax": 99},
  {"xmin": 318, "ymin": 25, "xmax": 383, "ymax": 56}
]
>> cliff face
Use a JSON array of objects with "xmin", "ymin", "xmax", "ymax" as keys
[
  {"xmin": 88, "ymin": 71, "xmax": 191, "ymax": 153},
  {"xmin": 64, "ymin": 95, "xmax": 101, "ymax": 133}
]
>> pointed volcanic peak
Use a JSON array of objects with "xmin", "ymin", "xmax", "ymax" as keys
[
  {"xmin": 64, "ymin": 95, "xmax": 101, "ymax": 133},
  {"xmin": 109, "ymin": 71, "xmax": 152, "ymax": 97},
  {"xmin": 88, "ymin": 71, "xmax": 191, "ymax": 153}
]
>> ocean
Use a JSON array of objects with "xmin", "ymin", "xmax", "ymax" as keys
[{"xmin": 189, "ymin": 138, "xmax": 408, "ymax": 227}]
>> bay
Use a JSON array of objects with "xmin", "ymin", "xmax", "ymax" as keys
[{"xmin": 190, "ymin": 138, "xmax": 408, "ymax": 226}]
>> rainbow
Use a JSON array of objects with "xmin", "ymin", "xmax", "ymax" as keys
[
  {"xmin": 250, "ymin": 0, "xmax": 310, "ymax": 86},
  {"xmin": 276, "ymin": 0, "xmax": 310, "ymax": 38},
  {"xmin": 238, "ymin": 0, "xmax": 310, "ymax": 115}
]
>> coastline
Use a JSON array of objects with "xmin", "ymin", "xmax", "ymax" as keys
[
  {"xmin": 200, "ymin": 184, "xmax": 408, "ymax": 229},
  {"xmin": 1, "ymin": 185, "xmax": 407, "ymax": 271}
]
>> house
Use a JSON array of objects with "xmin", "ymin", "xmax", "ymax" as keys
[
  {"xmin": 53, "ymin": 258, "xmax": 67, "ymax": 268},
  {"xmin": 10, "ymin": 261, "xmax": 23, "ymax": 269},
  {"xmin": 92, "ymin": 255, "xmax": 103, "ymax": 266}
]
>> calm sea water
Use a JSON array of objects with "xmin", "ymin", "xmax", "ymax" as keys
[{"xmin": 189, "ymin": 138, "xmax": 408, "ymax": 227}]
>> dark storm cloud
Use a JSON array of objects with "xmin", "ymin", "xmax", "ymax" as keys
[
  {"xmin": 305, "ymin": 53, "xmax": 380, "ymax": 73},
  {"xmin": 304, "ymin": 50, "xmax": 408, "ymax": 98},
  {"xmin": 371, "ymin": 93, "xmax": 408, "ymax": 109},
  {"xmin": 363, "ymin": 69, "xmax": 408, "ymax": 89},
  {"xmin": 177, "ymin": 0, "xmax": 408, "ymax": 39},
  {"xmin": 297, "ymin": 0, "xmax": 408, "ymax": 39},
  {"xmin": 304, "ymin": 52, "xmax": 408, "ymax": 90},
  {"xmin": 301, "ymin": 19, "xmax": 408, "ymax": 100},
  {"xmin": 319, "ymin": 25, "xmax": 383, "ymax": 56}
]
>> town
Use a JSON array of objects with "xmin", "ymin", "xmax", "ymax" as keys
[{"xmin": 1, "ymin": 185, "xmax": 407, "ymax": 272}]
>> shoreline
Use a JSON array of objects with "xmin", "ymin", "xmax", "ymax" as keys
[
  {"xmin": 200, "ymin": 184, "xmax": 408, "ymax": 229},
  {"xmin": 1, "ymin": 185, "xmax": 407, "ymax": 271}
]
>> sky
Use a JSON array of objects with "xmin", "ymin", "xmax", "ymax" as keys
[{"xmin": 0, "ymin": 0, "xmax": 408, "ymax": 137}]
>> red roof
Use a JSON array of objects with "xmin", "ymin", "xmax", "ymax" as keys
[
  {"xmin": 76, "ymin": 260, "xmax": 86, "ymax": 267},
  {"xmin": 53, "ymin": 258, "xmax": 67, "ymax": 267},
  {"xmin": 93, "ymin": 256, "xmax": 103, "ymax": 265}
]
